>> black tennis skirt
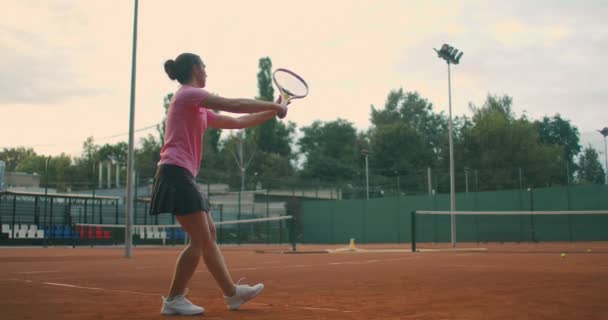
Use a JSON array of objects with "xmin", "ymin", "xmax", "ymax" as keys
[{"xmin": 149, "ymin": 164, "xmax": 210, "ymax": 216}]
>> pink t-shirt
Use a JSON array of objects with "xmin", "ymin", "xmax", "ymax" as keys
[{"xmin": 158, "ymin": 85, "xmax": 217, "ymax": 177}]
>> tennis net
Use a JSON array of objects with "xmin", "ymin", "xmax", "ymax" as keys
[
  {"xmin": 411, "ymin": 210, "xmax": 608, "ymax": 252},
  {"xmin": 73, "ymin": 215, "xmax": 295, "ymax": 250}
]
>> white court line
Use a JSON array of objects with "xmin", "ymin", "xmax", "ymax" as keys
[
  {"xmin": 200, "ymin": 256, "xmax": 415, "ymax": 273},
  {"xmin": 42, "ymin": 282, "xmax": 160, "ymax": 296},
  {"xmin": 248, "ymin": 302, "xmax": 352, "ymax": 313},
  {"xmin": 5, "ymin": 279, "xmax": 354, "ymax": 313},
  {"xmin": 297, "ymin": 306, "xmax": 354, "ymax": 313},
  {"xmin": 135, "ymin": 266, "xmax": 160, "ymax": 270},
  {"xmin": 6, "ymin": 278, "xmax": 156, "ymax": 296},
  {"xmin": 4, "ymin": 279, "xmax": 160, "ymax": 297}
]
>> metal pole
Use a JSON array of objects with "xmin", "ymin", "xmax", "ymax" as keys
[
  {"xmin": 266, "ymin": 189, "xmax": 270, "ymax": 244},
  {"xmin": 107, "ymin": 161, "xmax": 111, "ymax": 188},
  {"xmin": 11, "ymin": 195, "xmax": 16, "ymax": 239},
  {"xmin": 427, "ymin": 167, "xmax": 432, "ymax": 195},
  {"xmin": 44, "ymin": 157, "xmax": 49, "ymax": 230},
  {"xmin": 116, "ymin": 162, "xmax": 120, "ymax": 188},
  {"xmin": 397, "ymin": 175, "xmax": 400, "ymax": 195},
  {"xmin": 447, "ymin": 62, "xmax": 456, "ymax": 247},
  {"xmin": 98, "ymin": 161, "xmax": 103, "ymax": 189},
  {"xmin": 134, "ymin": 171, "xmax": 138, "ymax": 225},
  {"xmin": 240, "ymin": 167, "xmax": 245, "ymax": 192},
  {"xmin": 465, "ymin": 168, "xmax": 469, "ymax": 193},
  {"xmin": 125, "ymin": 0, "xmax": 138, "ymax": 258},
  {"xmin": 239, "ymin": 139, "xmax": 245, "ymax": 192},
  {"xmin": 519, "ymin": 167, "xmax": 523, "ymax": 190},
  {"xmin": 99, "ymin": 199, "xmax": 103, "ymax": 224},
  {"xmin": 365, "ymin": 153, "xmax": 369, "ymax": 200},
  {"xmin": 604, "ymin": 135, "xmax": 608, "ymax": 185}
]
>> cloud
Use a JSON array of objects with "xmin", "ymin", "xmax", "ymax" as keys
[
  {"xmin": 0, "ymin": 42, "xmax": 99, "ymax": 104},
  {"xmin": 0, "ymin": 2, "xmax": 99, "ymax": 105}
]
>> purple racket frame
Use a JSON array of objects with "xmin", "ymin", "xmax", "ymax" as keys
[{"xmin": 272, "ymin": 68, "xmax": 309, "ymax": 103}]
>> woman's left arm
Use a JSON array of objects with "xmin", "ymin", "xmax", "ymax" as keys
[{"xmin": 208, "ymin": 111, "xmax": 279, "ymax": 130}]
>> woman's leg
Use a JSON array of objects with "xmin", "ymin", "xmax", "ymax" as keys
[
  {"xmin": 199, "ymin": 213, "xmax": 264, "ymax": 310},
  {"xmin": 199, "ymin": 212, "xmax": 237, "ymax": 296},
  {"xmin": 166, "ymin": 213, "xmax": 204, "ymax": 299},
  {"xmin": 169, "ymin": 212, "xmax": 236, "ymax": 298}
]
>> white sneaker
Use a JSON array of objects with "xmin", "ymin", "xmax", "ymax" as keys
[
  {"xmin": 224, "ymin": 278, "xmax": 264, "ymax": 310},
  {"xmin": 161, "ymin": 290, "xmax": 204, "ymax": 316}
]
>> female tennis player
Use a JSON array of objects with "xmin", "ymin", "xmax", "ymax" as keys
[{"xmin": 150, "ymin": 53, "xmax": 287, "ymax": 316}]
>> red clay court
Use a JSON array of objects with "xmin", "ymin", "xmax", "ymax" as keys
[{"xmin": 1, "ymin": 242, "xmax": 607, "ymax": 320}]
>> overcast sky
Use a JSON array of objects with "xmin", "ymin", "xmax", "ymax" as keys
[{"xmin": 1, "ymin": 0, "xmax": 607, "ymax": 161}]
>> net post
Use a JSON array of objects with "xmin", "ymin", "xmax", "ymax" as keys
[
  {"xmin": 291, "ymin": 215, "xmax": 298, "ymax": 252},
  {"xmin": 218, "ymin": 204, "xmax": 223, "ymax": 245},
  {"xmin": 411, "ymin": 211, "xmax": 417, "ymax": 252},
  {"xmin": 567, "ymin": 213, "xmax": 573, "ymax": 243},
  {"xmin": 71, "ymin": 223, "xmax": 76, "ymax": 248}
]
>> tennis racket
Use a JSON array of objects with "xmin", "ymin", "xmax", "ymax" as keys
[{"xmin": 272, "ymin": 68, "xmax": 309, "ymax": 107}]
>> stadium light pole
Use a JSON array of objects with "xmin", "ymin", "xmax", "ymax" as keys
[
  {"xmin": 434, "ymin": 43, "xmax": 463, "ymax": 247},
  {"xmin": 599, "ymin": 127, "xmax": 608, "ymax": 185},
  {"xmin": 125, "ymin": 0, "xmax": 138, "ymax": 258},
  {"xmin": 361, "ymin": 149, "xmax": 369, "ymax": 200}
]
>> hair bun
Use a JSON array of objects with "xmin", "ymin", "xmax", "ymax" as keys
[{"xmin": 164, "ymin": 59, "xmax": 177, "ymax": 80}]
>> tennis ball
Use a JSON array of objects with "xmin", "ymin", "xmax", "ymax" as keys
[
  {"xmin": 586, "ymin": 249, "xmax": 592, "ymax": 253},
  {"xmin": 560, "ymin": 253, "xmax": 566, "ymax": 257}
]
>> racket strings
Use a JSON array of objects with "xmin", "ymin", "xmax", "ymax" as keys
[{"xmin": 274, "ymin": 71, "xmax": 308, "ymax": 97}]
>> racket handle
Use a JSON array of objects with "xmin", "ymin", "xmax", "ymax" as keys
[{"xmin": 279, "ymin": 92, "xmax": 290, "ymax": 107}]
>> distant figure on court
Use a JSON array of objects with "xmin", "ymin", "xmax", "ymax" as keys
[{"xmin": 150, "ymin": 52, "xmax": 287, "ymax": 316}]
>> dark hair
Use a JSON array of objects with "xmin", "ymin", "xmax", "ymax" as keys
[{"xmin": 164, "ymin": 53, "xmax": 203, "ymax": 84}]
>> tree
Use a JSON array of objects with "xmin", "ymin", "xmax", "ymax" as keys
[
  {"xmin": 157, "ymin": 93, "xmax": 173, "ymax": 145},
  {"xmin": 368, "ymin": 89, "xmax": 448, "ymax": 193},
  {"xmin": 15, "ymin": 153, "xmax": 73, "ymax": 191},
  {"xmin": 463, "ymin": 94, "xmax": 565, "ymax": 190},
  {"xmin": 577, "ymin": 145, "xmax": 605, "ymax": 184},
  {"xmin": 535, "ymin": 115, "xmax": 581, "ymax": 182},
  {"xmin": 135, "ymin": 134, "xmax": 161, "ymax": 181},
  {"xmin": 14, "ymin": 155, "xmax": 47, "ymax": 176},
  {"xmin": 250, "ymin": 57, "xmax": 295, "ymax": 157},
  {"xmin": 298, "ymin": 119, "xmax": 360, "ymax": 182},
  {"xmin": 69, "ymin": 136, "xmax": 100, "ymax": 189},
  {"xmin": 0, "ymin": 147, "xmax": 37, "ymax": 172},
  {"xmin": 97, "ymin": 142, "xmax": 128, "ymax": 164},
  {"xmin": 231, "ymin": 56, "xmax": 297, "ymax": 188},
  {"xmin": 221, "ymin": 131, "xmax": 258, "ymax": 190},
  {"xmin": 198, "ymin": 111, "xmax": 224, "ymax": 181},
  {"xmin": 256, "ymin": 57, "xmax": 274, "ymax": 102}
]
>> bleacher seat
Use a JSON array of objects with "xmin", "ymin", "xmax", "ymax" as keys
[
  {"xmin": 147, "ymin": 226, "xmax": 158, "ymax": 239},
  {"xmin": 95, "ymin": 227, "xmax": 103, "ymax": 239},
  {"xmin": 17, "ymin": 225, "xmax": 28, "ymax": 239},
  {"xmin": 63, "ymin": 225, "xmax": 73, "ymax": 239},
  {"xmin": 27, "ymin": 225, "xmax": 37, "ymax": 239},
  {"xmin": 43, "ymin": 226, "xmax": 51, "ymax": 239},
  {"xmin": 138, "ymin": 226, "xmax": 147, "ymax": 239},
  {"xmin": 13, "ymin": 224, "xmax": 28, "ymax": 239},
  {"xmin": 75, "ymin": 225, "xmax": 83, "ymax": 238},
  {"xmin": 52, "ymin": 225, "xmax": 64, "ymax": 239},
  {"xmin": 2, "ymin": 224, "xmax": 12, "ymax": 239}
]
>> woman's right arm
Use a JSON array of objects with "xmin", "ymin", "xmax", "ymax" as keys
[{"xmin": 202, "ymin": 95, "xmax": 286, "ymax": 114}]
